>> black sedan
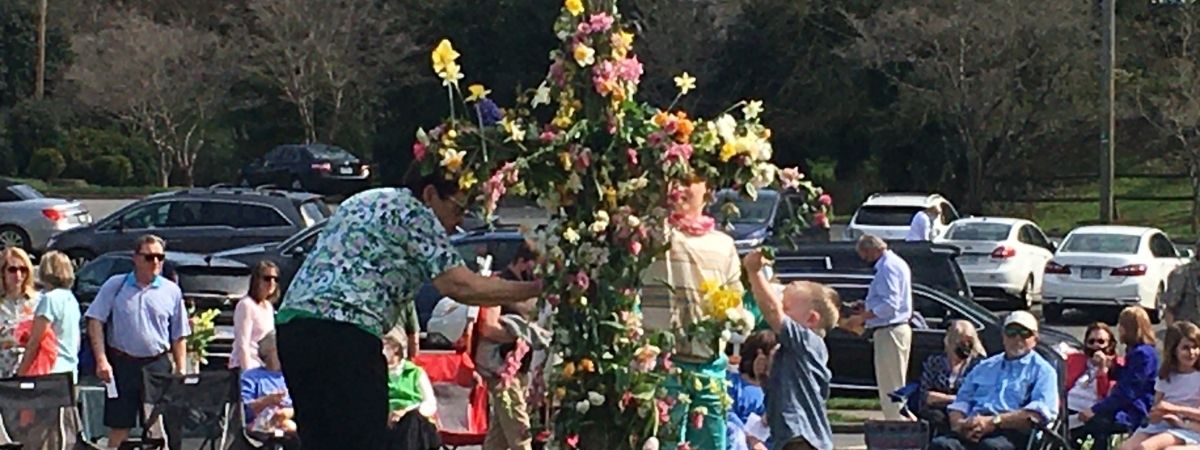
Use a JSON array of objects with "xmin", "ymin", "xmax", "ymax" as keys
[{"xmin": 240, "ymin": 144, "xmax": 371, "ymax": 196}]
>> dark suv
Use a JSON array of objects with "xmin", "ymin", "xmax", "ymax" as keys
[
  {"xmin": 47, "ymin": 186, "xmax": 331, "ymax": 267},
  {"xmin": 240, "ymin": 144, "xmax": 371, "ymax": 196},
  {"xmin": 74, "ymin": 251, "xmax": 251, "ymax": 372}
]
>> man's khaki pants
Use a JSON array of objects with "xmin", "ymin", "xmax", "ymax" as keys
[
  {"xmin": 873, "ymin": 324, "xmax": 913, "ymax": 420},
  {"xmin": 484, "ymin": 375, "xmax": 532, "ymax": 450}
]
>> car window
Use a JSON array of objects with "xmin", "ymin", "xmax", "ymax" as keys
[
  {"xmin": 707, "ymin": 191, "xmax": 778, "ymax": 225},
  {"xmin": 1018, "ymin": 226, "xmax": 1037, "ymax": 245},
  {"xmin": 75, "ymin": 257, "xmax": 116, "ymax": 290},
  {"xmin": 1027, "ymin": 226, "xmax": 1052, "ymax": 249},
  {"xmin": 1061, "ymin": 234, "xmax": 1140, "ymax": 254},
  {"xmin": 854, "ymin": 206, "xmax": 923, "ymax": 226},
  {"xmin": 300, "ymin": 201, "xmax": 330, "ymax": 227},
  {"xmin": 0, "ymin": 187, "xmax": 18, "ymax": 202},
  {"xmin": 940, "ymin": 202, "xmax": 959, "ymax": 223},
  {"xmin": 455, "ymin": 241, "xmax": 491, "ymax": 272},
  {"xmin": 945, "ymin": 223, "xmax": 1011, "ymax": 241},
  {"xmin": 121, "ymin": 202, "xmax": 171, "ymax": 229},
  {"xmin": 306, "ymin": 146, "xmax": 355, "ymax": 160},
  {"xmin": 1151, "ymin": 234, "xmax": 1178, "ymax": 258},
  {"xmin": 235, "ymin": 204, "xmax": 291, "ymax": 228},
  {"xmin": 163, "ymin": 201, "xmax": 208, "ymax": 227},
  {"xmin": 1, "ymin": 185, "xmax": 43, "ymax": 201},
  {"xmin": 175, "ymin": 266, "xmax": 251, "ymax": 296}
]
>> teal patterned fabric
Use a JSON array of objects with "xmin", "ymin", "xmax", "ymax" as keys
[{"xmin": 276, "ymin": 188, "xmax": 465, "ymax": 337}]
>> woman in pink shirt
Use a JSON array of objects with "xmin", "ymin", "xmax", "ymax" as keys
[{"xmin": 230, "ymin": 261, "xmax": 281, "ymax": 370}]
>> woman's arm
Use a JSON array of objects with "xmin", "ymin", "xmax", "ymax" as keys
[
  {"xmin": 1092, "ymin": 346, "xmax": 1157, "ymax": 417},
  {"xmin": 15, "ymin": 317, "xmax": 51, "ymax": 376},
  {"xmin": 926, "ymin": 391, "xmax": 957, "ymax": 408},
  {"xmin": 233, "ymin": 300, "xmax": 256, "ymax": 370}
]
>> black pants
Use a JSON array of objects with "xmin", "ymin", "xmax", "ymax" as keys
[
  {"xmin": 1071, "ymin": 413, "xmax": 1129, "ymax": 450},
  {"xmin": 929, "ymin": 430, "xmax": 1032, "ymax": 450},
  {"xmin": 278, "ymin": 319, "xmax": 388, "ymax": 450}
]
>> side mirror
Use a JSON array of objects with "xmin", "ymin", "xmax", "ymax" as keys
[{"xmin": 288, "ymin": 245, "xmax": 308, "ymax": 257}]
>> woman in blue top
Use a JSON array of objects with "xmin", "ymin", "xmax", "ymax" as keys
[
  {"xmin": 17, "ymin": 251, "xmax": 80, "ymax": 378},
  {"xmin": 727, "ymin": 330, "xmax": 774, "ymax": 450}
]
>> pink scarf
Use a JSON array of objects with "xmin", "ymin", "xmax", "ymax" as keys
[{"xmin": 669, "ymin": 212, "xmax": 716, "ymax": 237}]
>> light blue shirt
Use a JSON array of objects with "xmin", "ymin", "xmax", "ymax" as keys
[
  {"xmin": 35, "ymin": 288, "xmax": 81, "ymax": 376},
  {"xmin": 766, "ymin": 318, "xmax": 832, "ymax": 450},
  {"xmin": 948, "ymin": 351, "xmax": 1060, "ymax": 424},
  {"xmin": 865, "ymin": 250, "xmax": 913, "ymax": 328},
  {"xmin": 84, "ymin": 273, "xmax": 190, "ymax": 358}
]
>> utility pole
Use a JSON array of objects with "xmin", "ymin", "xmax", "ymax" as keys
[
  {"xmin": 1100, "ymin": 0, "xmax": 1116, "ymax": 223},
  {"xmin": 34, "ymin": 0, "xmax": 46, "ymax": 99}
]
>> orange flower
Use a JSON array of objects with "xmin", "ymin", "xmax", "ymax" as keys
[
  {"xmin": 675, "ymin": 116, "xmax": 695, "ymax": 142},
  {"xmin": 580, "ymin": 358, "xmax": 596, "ymax": 372},
  {"xmin": 652, "ymin": 110, "xmax": 670, "ymax": 128},
  {"xmin": 563, "ymin": 361, "xmax": 577, "ymax": 379}
]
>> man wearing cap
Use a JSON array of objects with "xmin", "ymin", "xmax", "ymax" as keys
[
  {"xmin": 1164, "ymin": 242, "xmax": 1200, "ymax": 327},
  {"xmin": 930, "ymin": 311, "xmax": 1060, "ymax": 450}
]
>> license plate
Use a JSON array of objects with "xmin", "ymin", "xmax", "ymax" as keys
[
  {"xmin": 339, "ymin": 166, "xmax": 353, "ymax": 175},
  {"xmin": 1082, "ymin": 268, "xmax": 1102, "ymax": 280}
]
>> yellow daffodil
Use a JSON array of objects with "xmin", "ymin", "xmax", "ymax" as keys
[
  {"xmin": 743, "ymin": 100, "xmax": 764, "ymax": 120},
  {"xmin": 565, "ymin": 0, "xmax": 584, "ymax": 17},
  {"xmin": 699, "ymin": 278, "xmax": 720, "ymax": 295},
  {"xmin": 604, "ymin": 186, "xmax": 617, "ymax": 209},
  {"xmin": 466, "ymin": 84, "xmax": 490, "ymax": 102},
  {"xmin": 431, "ymin": 39, "xmax": 460, "ymax": 74},
  {"xmin": 458, "ymin": 172, "xmax": 478, "ymax": 190},
  {"xmin": 573, "ymin": 43, "xmax": 596, "ymax": 67},
  {"xmin": 440, "ymin": 148, "xmax": 466, "ymax": 172},
  {"xmin": 501, "ymin": 117, "xmax": 524, "ymax": 142},
  {"xmin": 611, "ymin": 30, "xmax": 634, "ymax": 58},
  {"xmin": 559, "ymin": 151, "xmax": 574, "ymax": 171},
  {"xmin": 439, "ymin": 62, "xmax": 464, "ymax": 87},
  {"xmin": 719, "ymin": 142, "xmax": 737, "ymax": 162},
  {"xmin": 674, "ymin": 72, "xmax": 697, "ymax": 95}
]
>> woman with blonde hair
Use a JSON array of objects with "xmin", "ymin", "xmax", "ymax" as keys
[
  {"xmin": 917, "ymin": 320, "xmax": 986, "ymax": 435},
  {"xmin": 17, "ymin": 251, "xmax": 80, "ymax": 377},
  {"xmin": 230, "ymin": 261, "xmax": 282, "ymax": 370},
  {"xmin": 0, "ymin": 247, "xmax": 37, "ymax": 377}
]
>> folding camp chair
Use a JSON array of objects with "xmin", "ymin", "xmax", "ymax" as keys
[
  {"xmin": 0, "ymin": 372, "xmax": 100, "ymax": 450},
  {"xmin": 118, "ymin": 370, "xmax": 240, "ymax": 450},
  {"xmin": 414, "ymin": 312, "xmax": 489, "ymax": 450}
]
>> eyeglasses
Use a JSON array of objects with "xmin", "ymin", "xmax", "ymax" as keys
[
  {"xmin": 260, "ymin": 276, "xmax": 279, "ymax": 282},
  {"xmin": 138, "ymin": 253, "xmax": 166, "ymax": 262},
  {"xmin": 1004, "ymin": 327, "xmax": 1034, "ymax": 339},
  {"xmin": 4, "ymin": 266, "xmax": 29, "ymax": 275},
  {"xmin": 1086, "ymin": 339, "xmax": 1109, "ymax": 346}
]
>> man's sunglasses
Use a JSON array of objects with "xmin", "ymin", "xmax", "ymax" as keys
[
  {"xmin": 1004, "ymin": 327, "xmax": 1034, "ymax": 339},
  {"xmin": 138, "ymin": 253, "xmax": 166, "ymax": 262},
  {"xmin": 5, "ymin": 266, "xmax": 29, "ymax": 274}
]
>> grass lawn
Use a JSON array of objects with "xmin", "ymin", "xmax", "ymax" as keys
[
  {"xmin": 827, "ymin": 397, "xmax": 881, "ymax": 411},
  {"xmin": 827, "ymin": 411, "xmax": 868, "ymax": 424},
  {"xmin": 9, "ymin": 177, "xmax": 175, "ymax": 198}
]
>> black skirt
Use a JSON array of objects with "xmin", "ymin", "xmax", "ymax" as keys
[{"xmin": 385, "ymin": 410, "xmax": 441, "ymax": 450}]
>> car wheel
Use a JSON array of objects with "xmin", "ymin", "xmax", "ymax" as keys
[
  {"xmin": 1149, "ymin": 284, "xmax": 1166, "ymax": 324},
  {"xmin": 1015, "ymin": 276, "xmax": 1035, "ymax": 310},
  {"xmin": 66, "ymin": 249, "xmax": 96, "ymax": 268},
  {"xmin": 1044, "ymin": 304, "xmax": 1064, "ymax": 323},
  {"xmin": 0, "ymin": 226, "xmax": 30, "ymax": 251}
]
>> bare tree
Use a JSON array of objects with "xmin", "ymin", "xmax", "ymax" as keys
[
  {"xmin": 843, "ymin": 0, "xmax": 1094, "ymax": 211},
  {"xmin": 623, "ymin": 0, "xmax": 740, "ymax": 108},
  {"xmin": 1132, "ymin": 4, "xmax": 1200, "ymax": 231},
  {"xmin": 246, "ymin": 0, "xmax": 419, "ymax": 144},
  {"xmin": 69, "ymin": 12, "xmax": 230, "ymax": 187}
]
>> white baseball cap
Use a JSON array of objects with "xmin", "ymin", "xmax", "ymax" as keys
[{"xmin": 1003, "ymin": 310, "xmax": 1039, "ymax": 334}]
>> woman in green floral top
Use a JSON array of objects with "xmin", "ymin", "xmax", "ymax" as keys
[
  {"xmin": 275, "ymin": 167, "xmax": 541, "ymax": 450},
  {"xmin": 0, "ymin": 247, "xmax": 37, "ymax": 378}
]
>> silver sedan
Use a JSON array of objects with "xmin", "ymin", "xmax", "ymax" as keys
[{"xmin": 0, "ymin": 180, "xmax": 92, "ymax": 253}]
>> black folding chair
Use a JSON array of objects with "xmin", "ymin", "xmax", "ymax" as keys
[
  {"xmin": 0, "ymin": 373, "xmax": 100, "ymax": 450},
  {"xmin": 118, "ymin": 371, "xmax": 240, "ymax": 450}
]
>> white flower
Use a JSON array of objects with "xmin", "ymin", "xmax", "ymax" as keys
[
  {"xmin": 626, "ymin": 215, "xmax": 642, "ymax": 228},
  {"xmin": 715, "ymin": 114, "xmax": 737, "ymax": 141},
  {"xmin": 750, "ymin": 164, "xmax": 777, "ymax": 189},
  {"xmin": 720, "ymin": 329, "xmax": 733, "ymax": 342},
  {"xmin": 743, "ymin": 100, "xmax": 764, "ymax": 120},
  {"xmin": 590, "ymin": 211, "xmax": 610, "ymax": 234},
  {"xmin": 567, "ymin": 172, "xmax": 584, "ymax": 193},
  {"xmin": 588, "ymin": 391, "xmax": 606, "ymax": 406},
  {"xmin": 576, "ymin": 400, "xmax": 591, "ymax": 414},
  {"xmin": 579, "ymin": 296, "xmax": 588, "ymax": 306},
  {"xmin": 643, "ymin": 437, "xmax": 660, "ymax": 450},
  {"xmin": 532, "ymin": 81, "xmax": 552, "ymax": 108},
  {"xmin": 563, "ymin": 227, "xmax": 581, "ymax": 244}
]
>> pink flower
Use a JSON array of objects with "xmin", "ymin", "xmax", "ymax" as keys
[
  {"xmin": 412, "ymin": 142, "xmax": 428, "ymax": 161},
  {"xmin": 588, "ymin": 13, "xmax": 614, "ymax": 33},
  {"xmin": 567, "ymin": 434, "xmax": 580, "ymax": 448},
  {"xmin": 818, "ymin": 193, "xmax": 833, "ymax": 206},
  {"xmin": 500, "ymin": 161, "xmax": 520, "ymax": 184},
  {"xmin": 677, "ymin": 443, "xmax": 692, "ymax": 450},
  {"xmin": 540, "ymin": 130, "xmax": 558, "ymax": 143},
  {"xmin": 498, "ymin": 339, "xmax": 531, "ymax": 388},
  {"xmin": 617, "ymin": 56, "xmax": 643, "ymax": 84},
  {"xmin": 577, "ymin": 149, "xmax": 592, "ymax": 170},
  {"xmin": 690, "ymin": 411, "xmax": 704, "ymax": 429},
  {"xmin": 621, "ymin": 391, "xmax": 635, "ymax": 410},
  {"xmin": 576, "ymin": 21, "xmax": 593, "ymax": 36},
  {"xmin": 550, "ymin": 61, "xmax": 567, "ymax": 87},
  {"xmin": 656, "ymin": 399, "xmax": 672, "ymax": 425},
  {"xmin": 629, "ymin": 240, "xmax": 642, "ymax": 256},
  {"xmin": 547, "ymin": 294, "xmax": 561, "ymax": 306},
  {"xmin": 574, "ymin": 271, "xmax": 591, "ymax": 291},
  {"xmin": 661, "ymin": 353, "xmax": 674, "ymax": 372},
  {"xmin": 662, "ymin": 143, "xmax": 694, "ymax": 164},
  {"xmin": 592, "ymin": 61, "xmax": 618, "ymax": 97},
  {"xmin": 779, "ymin": 167, "xmax": 802, "ymax": 190},
  {"xmin": 814, "ymin": 212, "xmax": 830, "ymax": 229}
]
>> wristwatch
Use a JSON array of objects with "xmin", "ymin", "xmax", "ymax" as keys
[{"xmin": 991, "ymin": 415, "xmax": 1003, "ymax": 427}]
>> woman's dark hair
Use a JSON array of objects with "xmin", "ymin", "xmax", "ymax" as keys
[
  {"xmin": 739, "ymin": 330, "xmax": 778, "ymax": 376},
  {"xmin": 1084, "ymin": 322, "xmax": 1117, "ymax": 356},
  {"xmin": 403, "ymin": 164, "xmax": 459, "ymax": 200},
  {"xmin": 1160, "ymin": 321, "xmax": 1200, "ymax": 380}
]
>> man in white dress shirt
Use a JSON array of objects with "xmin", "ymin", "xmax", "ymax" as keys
[{"xmin": 905, "ymin": 205, "xmax": 941, "ymax": 242}]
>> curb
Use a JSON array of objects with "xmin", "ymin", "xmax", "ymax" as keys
[{"xmin": 832, "ymin": 423, "xmax": 865, "ymax": 434}]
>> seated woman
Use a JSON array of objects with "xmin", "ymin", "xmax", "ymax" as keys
[
  {"xmin": 240, "ymin": 333, "xmax": 299, "ymax": 449},
  {"xmin": 1082, "ymin": 309, "xmax": 1158, "ymax": 450},
  {"xmin": 383, "ymin": 330, "xmax": 440, "ymax": 450},
  {"xmin": 917, "ymin": 320, "xmax": 984, "ymax": 436},
  {"xmin": 1067, "ymin": 323, "xmax": 1123, "ymax": 449},
  {"xmin": 727, "ymin": 330, "xmax": 774, "ymax": 450}
]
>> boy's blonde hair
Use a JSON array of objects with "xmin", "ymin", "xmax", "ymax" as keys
[{"xmin": 784, "ymin": 281, "xmax": 840, "ymax": 336}]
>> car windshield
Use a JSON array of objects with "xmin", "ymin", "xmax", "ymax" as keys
[
  {"xmin": 854, "ymin": 206, "xmax": 923, "ymax": 226},
  {"xmin": 1061, "ymin": 234, "xmax": 1141, "ymax": 254},
  {"xmin": 175, "ymin": 267, "xmax": 251, "ymax": 296},
  {"xmin": 707, "ymin": 190, "xmax": 778, "ymax": 224},
  {"xmin": 8, "ymin": 184, "xmax": 44, "ymax": 200},
  {"xmin": 306, "ymin": 146, "xmax": 355, "ymax": 160},
  {"xmin": 453, "ymin": 238, "xmax": 525, "ymax": 272},
  {"xmin": 946, "ymin": 223, "xmax": 1011, "ymax": 241}
]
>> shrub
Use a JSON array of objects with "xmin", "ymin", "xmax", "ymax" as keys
[
  {"xmin": 62, "ymin": 128, "xmax": 156, "ymax": 185},
  {"xmin": 26, "ymin": 147, "xmax": 65, "ymax": 180},
  {"xmin": 90, "ymin": 155, "xmax": 133, "ymax": 186}
]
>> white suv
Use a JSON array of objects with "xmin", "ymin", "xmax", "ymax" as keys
[{"xmin": 845, "ymin": 193, "xmax": 961, "ymax": 241}]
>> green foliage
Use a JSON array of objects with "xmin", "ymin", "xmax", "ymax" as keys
[
  {"xmin": 90, "ymin": 155, "xmax": 134, "ymax": 186},
  {"xmin": 26, "ymin": 147, "xmax": 65, "ymax": 180},
  {"xmin": 0, "ymin": 0, "xmax": 72, "ymax": 109},
  {"xmin": 6, "ymin": 99, "xmax": 68, "ymax": 176},
  {"xmin": 62, "ymin": 128, "xmax": 157, "ymax": 186}
]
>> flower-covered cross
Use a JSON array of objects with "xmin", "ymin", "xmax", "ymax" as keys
[{"xmin": 411, "ymin": 1, "xmax": 829, "ymax": 448}]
